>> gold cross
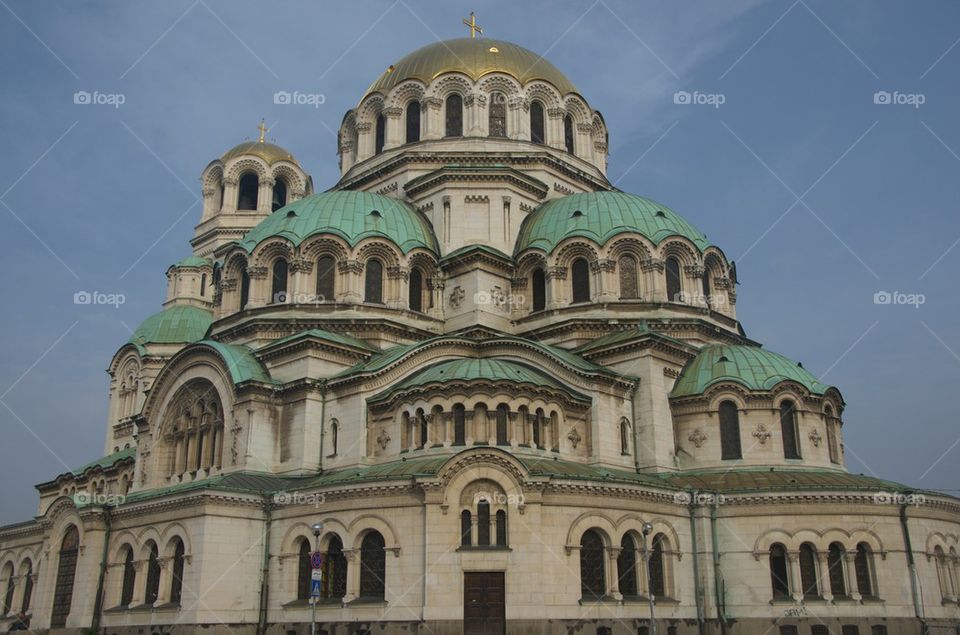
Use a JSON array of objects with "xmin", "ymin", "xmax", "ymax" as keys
[
  {"xmin": 257, "ymin": 119, "xmax": 267, "ymax": 143},
  {"xmin": 462, "ymin": 12, "xmax": 482, "ymax": 38}
]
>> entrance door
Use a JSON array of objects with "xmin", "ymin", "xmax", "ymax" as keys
[{"xmin": 464, "ymin": 571, "xmax": 505, "ymax": 635}]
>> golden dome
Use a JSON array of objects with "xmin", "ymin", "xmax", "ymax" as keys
[
  {"xmin": 363, "ymin": 38, "xmax": 578, "ymax": 100},
  {"xmin": 221, "ymin": 140, "xmax": 299, "ymax": 166}
]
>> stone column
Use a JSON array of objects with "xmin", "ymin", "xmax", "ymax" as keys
[
  {"xmin": 338, "ymin": 260, "xmax": 363, "ymax": 304},
  {"xmin": 546, "ymin": 266, "xmax": 567, "ymax": 309},
  {"xmin": 245, "ymin": 265, "xmax": 269, "ymax": 309},
  {"xmin": 289, "ymin": 258, "xmax": 313, "ymax": 303},
  {"xmin": 607, "ymin": 547, "xmax": 623, "ymax": 600},
  {"xmin": 257, "ymin": 177, "xmax": 274, "ymax": 214},
  {"xmin": 382, "ymin": 107, "xmax": 403, "ymax": 150},
  {"xmin": 817, "ymin": 551, "xmax": 832, "ymax": 601},
  {"xmin": 547, "ymin": 107, "xmax": 566, "ymax": 150},
  {"xmin": 221, "ymin": 177, "xmax": 238, "ymax": 213},
  {"xmin": 387, "ymin": 266, "xmax": 408, "ymax": 310},
  {"xmin": 642, "ymin": 259, "xmax": 666, "ymax": 302},
  {"xmin": 422, "ymin": 97, "xmax": 442, "ymax": 140},
  {"xmin": 591, "ymin": 258, "xmax": 616, "ymax": 302},
  {"xmin": 355, "ymin": 122, "xmax": 373, "ymax": 163},
  {"xmin": 844, "ymin": 551, "xmax": 861, "ymax": 601},
  {"xmin": 788, "ymin": 552, "xmax": 803, "ymax": 602}
]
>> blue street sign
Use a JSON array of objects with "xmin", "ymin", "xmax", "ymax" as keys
[
  {"xmin": 310, "ymin": 579, "xmax": 322, "ymax": 598},
  {"xmin": 310, "ymin": 550, "xmax": 324, "ymax": 569}
]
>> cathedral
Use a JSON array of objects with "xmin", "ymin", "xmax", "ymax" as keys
[{"xmin": 1, "ymin": 30, "xmax": 959, "ymax": 635}]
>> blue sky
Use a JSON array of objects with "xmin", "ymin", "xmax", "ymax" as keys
[{"xmin": 0, "ymin": 0, "xmax": 958, "ymax": 523}]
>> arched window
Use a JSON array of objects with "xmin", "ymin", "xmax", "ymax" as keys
[
  {"xmin": 828, "ymin": 542, "xmax": 846, "ymax": 597},
  {"xmin": 409, "ymin": 267, "xmax": 423, "ymax": 312},
  {"xmin": 618, "ymin": 534, "xmax": 638, "ymax": 596},
  {"xmin": 322, "ymin": 535, "xmax": 347, "ymax": 600},
  {"xmin": 453, "ymin": 404, "xmax": 466, "ymax": 446},
  {"xmin": 359, "ymin": 532, "xmax": 386, "ymax": 599},
  {"xmin": 2, "ymin": 563, "xmax": 13, "ymax": 616},
  {"xmin": 618, "ymin": 255, "xmax": 639, "ymax": 299},
  {"xmin": 271, "ymin": 258, "xmax": 288, "ymax": 303},
  {"xmin": 120, "ymin": 546, "xmax": 136, "ymax": 606},
  {"xmin": 799, "ymin": 543, "xmax": 819, "ymax": 598},
  {"xmin": 533, "ymin": 409, "xmax": 544, "ymax": 449},
  {"xmin": 826, "ymin": 405, "xmax": 840, "ymax": 464},
  {"xmin": 564, "ymin": 114, "xmax": 575, "ymax": 153},
  {"xmin": 316, "ymin": 255, "xmax": 335, "ymax": 302},
  {"xmin": 579, "ymin": 530, "xmax": 606, "ymax": 599},
  {"xmin": 719, "ymin": 401, "xmax": 742, "ymax": 460},
  {"xmin": 665, "ymin": 257, "xmax": 681, "ymax": 301},
  {"xmin": 649, "ymin": 534, "xmax": 666, "ymax": 597},
  {"xmin": 200, "ymin": 273, "xmax": 207, "ymax": 297},
  {"xmin": 145, "ymin": 542, "xmax": 161, "ymax": 605},
  {"xmin": 445, "ymin": 94, "xmax": 463, "ymax": 137},
  {"xmin": 240, "ymin": 267, "xmax": 250, "ymax": 310},
  {"xmin": 237, "ymin": 173, "xmax": 259, "ymax": 210},
  {"xmin": 405, "ymin": 101, "xmax": 421, "ymax": 143},
  {"xmin": 418, "ymin": 411, "xmax": 428, "ymax": 448},
  {"xmin": 935, "ymin": 546, "xmax": 949, "ymax": 598},
  {"xmin": 477, "ymin": 499, "xmax": 491, "ymax": 546},
  {"xmin": 496, "ymin": 510, "xmax": 507, "ymax": 547},
  {"xmin": 489, "ymin": 93, "xmax": 507, "ymax": 137},
  {"xmin": 461, "ymin": 510, "xmax": 472, "ymax": 547},
  {"xmin": 496, "ymin": 405, "xmax": 509, "ymax": 446},
  {"xmin": 170, "ymin": 538, "xmax": 185, "ymax": 604},
  {"xmin": 532, "ymin": 268, "xmax": 546, "ymax": 311},
  {"xmin": 272, "ymin": 179, "xmax": 287, "ymax": 212},
  {"xmin": 374, "ymin": 113, "xmax": 386, "ymax": 155},
  {"xmin": 330, "ymin": 420, "xmax": 339, "ymax": 456},
  {"xmin": 571, "ymin": 258, "xmax": 590, "ymax": 303},
  {"xmin": 769, "ymin": 543, "xmax": 790, "ymax": 598},
  {"xmin": 530, "ymin": 101, "xmax": 545, "ymax": 144},
  {"xmin": 296, "ymin": 538, "xmax": 311, "ymax": 600},
  {"xmin": 50, "ymin": 526, "xmax": 79, "ymax": 628},
  {"xmin": 854, "ymin": 543, "xmax": 874, "ymax": 597},
  {"xmin": 620, "ymin": 419, "xmax": 631, "ymax": 455},
  {"xmin": 701, "ymin": 269, "xmax": 712, "ymax": 307},
  {"xmin": 364, "ymin": 259, "xmax": 383, "ymax": 304},
  {"xmin": 19, "ymin": 561, "xmax": 32, "ymax": 613},
  {"xmin": 780, "ymin": 400, "xmax": 801, "ymax": 459}
]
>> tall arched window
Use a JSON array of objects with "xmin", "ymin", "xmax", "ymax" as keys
[
  {"xmin": 50, "ymin": 526, "xmax": 79, "ymax": 628},
  {"xmin": 477, "ymin": 500, "xmax": 491, "ymax": 546},
  {"xmin": 272, "ymin": 179, "xmax": 287, "ymax": 212},
  {"xmin": 405, "ymin": 101, "xmax": 421, "ymax": 143},
  {"xmin": 496, "ymin": 510, "xmax": 507, "ymax": 547},
  {"xmin": 564, "ymin": 114, "xmax": 575, "ymax": 153},
  {"xmin": 409, "ymin": 268, "xmax": 424, "ymax": 312},
  {"xmin": 359, "ymin": 532, "xmax": 386, "ymax": 599},
  {"xmin": 799, "ymin": 543, "xmax": 819, "ymax": 598},
  {"xmin": 665, "ymin": 257, "xmax": 681, "ymax": 301},
  {"xmin": 618, "ymin": 534, "xmax": 638, "ymax": 596},
  {"xmin": 200, "ymin": 273, "xmax": 207, "ymax": 297},
  {"xmin": 619, "ymin": 255, "xmax": 639, "ymax": 299},
  {"xmin": 322, "ymin": 535, "xmax": 347, "ymax": 600},
  {"xmin": 374, "ymin": 114, "xmax": 386, "ymax": 155},
  {"xmin": 316, "ymin": 255, "xmax": 335, "ymax": 302},
  {"xmin": 719, "ymin": 401, "xmax": 742, "ymax": 460},
  {"xmin": 145, "ymin": 542, "xmax": 161, "ymax": 605},
  {"xmin": 854, "ymin": 543, "xmax": 874, "ymax": 597},
  {"xmin": 571, "ymin": 258, "xmax": 590, "ymax": 303},
  {"xmin": 445, "ymin": 94, "xmax": 463, "ymax": 137},
  {"xmin": 935, "ymin": 546, "xmax": 949, "ymax": 598},
  {"xmin": 579, "ymin": 530, "xmax": 606, "ymax": 599},
  {"xmin": 826, "ymin": 405, "xmax": 840, "ymax": 464},
  {"xmin": 329, "ymin": 420, "xmax": 339, "ymax": 456},
  {"xmin": 240, "ymin": 267, "xmax": 250, "ymax": 310},
  {"xmin": 296, "ymin": 538, "xmax": 311, "ymax": 600},
  {"xmin": 701, "ymin": 269, "xmax": 712, "ymax": 307},
  {"xmin": 170, "ymin": 538, "xmax": 185, "ymax": 604},
  {"xmin": 453, "ymin": 404, "xmax": 466, "ymax": 446},
  {"xmin": 533, "ymin": 409, "xmax": 544, "ymax": 449},
  {"xmin": 365, "ymin": 259, "xmax": 383, "ymax": 304},
  {"xmin": 530, "ymin": 101, "xmax": 545, "ymax": 144},
  {"xmin": 271, "ymin": 258, "xmax": 288, "ymax": 303},
  {"xmin": 532, "ymin": 268, "xmax": 546, "ymax": 311},
  {"xmin": 780, "ymin": 400, "xmax": 801, "ymax": 459},
  {"xmin": 496, "ymin": 405, "xmax": 509, "ymax": 446},
  {"xmin": 828, "ymin": 542, "xmax": 846, "ymax": 597},
  {"xmin": 649, "ymin": 534, "xmax": 666, "ymax": 597},
  {"xmin": 237, "ymin": 173, "xmax": 259, "ymax": 210},
  {"xmin": 418, "ymin": 411, "xmax": 428, "ymax": 448},
  {"xmin": 489, "ymin": 93, "xmax": 507, "ymax": 137},
  {"xmin": 620, "ymin": 419, "xmax": 631, "ymax": 455},
  {"xmin": 2, "ymin": 563, "xmax": 13, "ymax": 616},
  {"xmin": 461, "ymin": 510, "xmax": 472, "ymax": 547},
  {"xmin": 770, "ymin": 543, "xmax": 790, "ymax": 598},
  {"xmin": 120, "ymin": 545, "xmax": 136, "ymax": 606},
  {"xmin": 19, "ymin": 561, "xmax": 32, "ymax": 613}
]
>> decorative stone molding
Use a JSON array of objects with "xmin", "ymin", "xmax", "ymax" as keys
[
  {"xmin": 338, "ymin": 259, "xmax": 364, "ymax": 274},
  {"xmin": 553, "ymin": 182, "xmax": 575, "ymax": 196},
  {"xmin": 464, "ymin": 195, "xmax": 489, "ymax": 203},
  {"xmin": 590, "ymin": 258, "xmax": 615, "ymax": 273},
  {"xmin": 752, "ymin": 424, "xmax": 772, "ymax": 445},
  {"xmin": 387, "ymin": 266, "xmax": 409, "ymax": 280},
  {"xmin": 449, "ymin": 286, "xmax": 465, "ymax": 308},
  {"xmin": 641, "ymin": 258, "xmax": 665, "ymax": 273},
  {"xmin": 375, "ymin": 182, "xmax": 398, "ymax": 196},
  {"xmin": 381, "ymin": 106, "xmax": 403, "ymax": 118},
  {"xmin": 246, "ymin": 266, "xmax": 268, "ymax": 279},
  {"xmin": 567, "ymin": 428, "xmax": 582, "ymax": 449},
  {"xmin": 511, "ymin": 277, "xmax": 528, "ymax": 290},
  {"xmin": 684, "ymin": 264, "xmax": 705, "ymax": 277},
  {"xmin": 546, "ymin": 266, "xmax": 567, "ymax": 281},
  {"xmin": 663, "ymin": 367, "xmax": 679, "ymax": 379},
  {"xmin": 808, "ymin": 428, "xmax": 822, "ymax": 447},
  {"xmin": 290, "ymin": 258, "xmax": 313, "ymax": 273},
  {"xmin": 688, "ymin": 429, "xmax": 707, "ymax": 448},
  {"xmin": 377, "ymin": 429, "xmax": 391, "ymax": 450}
]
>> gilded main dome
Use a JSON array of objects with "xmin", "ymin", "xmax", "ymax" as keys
[
  {"xmin": 363, "ymin": 38, "xmax": 578, "ymax": 100},
  {"xmin": 221, "ymin": 140, "xmax": 299, "ymax": 165}
]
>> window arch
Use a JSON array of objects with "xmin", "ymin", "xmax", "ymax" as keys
[
  {"xmin": 489, "ymin": 92, "xmax": 507, "ymax": 137},
  {"xmin": 477, "ymin": 499, "xmax": 491, "ymax": 546},
  {"xmin": 649, "ymin": 533, "xmax": 667, "ymax": 597},
  {"xmin": 620, "ymin": 419, "xmax": 631, "ymax": 455},
  {"xmin": 665, "ymin": 257, "xmax": 682, "ymax": 301},
  {"xmin": 496, "ymin": 510, "xmax": 507, "ymax": 547},
  {"xmin": 316, "ymin": 255, "xmax": 335, "ymax": 302},
  {"xmin": 50, "ymin": 526, "xmax": 79, "ymax": 628},
  {"xmin": 827, "ymin": 542, "xmax": 846, "ymax": 597},
  {"xmin": 531, "ymin": 268, "xmax": 546, "ymax": 311},
  {"xmin": 533, "ymin": 409, "xmax": 544, "ymax": 449},
  {"xmin": 780, "ymin": 400, "xmax": 801, "ymax": 459},
  {"xmin": 19, "ymin": 561, "xmax": 32, "ymax": 613},
  {"xmin": 530, "ymin": 101, "xmax": 545, "ymax": 144},
  {"xmin": 935, "ymin": 546, "xmax": 950, "ymax": 598},
  {"xmin": 374, "ymin": 113, "xmax": 386, "ymax": 155},
  {"xmin": 2, "ymin": 563, "xmax": 13, "ymax": 616},
  {"xmin": 163, "ymin": 381, "xmax": 225, "ymax": 479},
  {"xmin": 571, "ymin": 258, "xmax": 591, "ymax": 303},
  {"xmin": 359, "ymin": 531, "xmax": 386, "ymax": 599},
  {"xmin": 364, "ymin": 259, "xmax": 383, "ymax": 304},
  {"xmin": 200, "ymin": 273, "xmax": 207, "ymax": 297},
  {"xmin": 719, "ymin": 401, "xmax": 742, "ymax": 460},
  {"xmin": 240, "ymin": 267, "xmax": 250, "ymax": 310},
  {"xmin": 237, "ymin": 173, "xmax": 259, "ymax": 210},
  {"xmin": 445, "ymin": 94, "xmax": 463, "ymax": 137},
  {"xmin": 496, "ymin": 405, "xmax": 509, "ymax": 446},
  {"xmin": 120, "ymin": 545, "xmax": 136, "ymax": 606},
  {"xmin": 322, "ymin": 535, "xmax": 347, "ymax": 600},
  {"xmin": 330, "ymin": 419, "xmax": 339, "ymax": 456},
  {"xmin": 769, "ymin": 543, "xmax": 790, "ymax": 598},
  {"xmin": 579, "ymin": 530, "xmax": 606, "ymax": 599},
  {"xmin": 618, "ymin": 255, "xmax": 639, "ymax": 299},
  {"xmin": 296, "ymin": 538, "xmax": 311, "ymax": 600},
  {"xmin": 271, "ymin": 258, "xmax": 289, "ymax": 303},
  {"xmin": 272, "ymin": 179, "xmax": 287, "ymax": 212},
  {"xmin": 564, "ymin": 114, "xmax": 575, "ymax": 153},
  {"xmin": 826, "ymin": 405, "xmax": 840, "ymax": 464},
  {"xmin": 409, "ymin": 267, "xmax": 424, "ymax": 312},
  {"xmin": 461, "ymin": 510, "xmax": 472, "ymax": 547},
  {"xmin": 453, "ymin": 404, "xmax": 466, "ymax": 446},
  {"xmin": 618, "ymin": 534, "xmax": 639, "ymax": 596},
  {"xmin": 145, "ymin": 542, "xmax": 161, "ymax": 605},
  {"xmin": 799, "ymin": 542, "xmax": 819, "ymax": 598},
  {"xmin": 170, "ymin": 538, "xmax": 185, "ymax": 604},
  {"xmin": 418, "ymin": 410, "xmax": 428, "ymax": 448},
  {"xmin": 405, "ymin": 101, "xmax": 421, "ymax": 143},
  {"xmin": 854, "ymin": 543, "xmax": 874, "ymax": 597}
]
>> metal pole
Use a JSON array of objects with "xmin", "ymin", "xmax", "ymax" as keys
[
  {"xmin": 643, "ymin": 522, "xmax": 656, "ymax": 635},
  {"xmin": 310, "ymin": 522, "xmax": 323, "ymax": 635}
]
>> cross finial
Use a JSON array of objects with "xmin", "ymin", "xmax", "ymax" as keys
[
  {"xmin": 462, "ymin": 11, "xmax": 482, "ymax": 38},
  {"xmin": 257, "ymin": 119, "xmax": 267, "ymax": 143}
]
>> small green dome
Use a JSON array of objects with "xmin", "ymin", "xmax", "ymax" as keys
[
  {"xmin": 174, "ymin": 255, "xmax": 211, "ymax": 268},
  {"xmin": 129, "ymin": 305, "xmax": 213, "ymax": 346},
  {"xmin": 515, "ymin": 191, "xmax": 710, "ymax": 255},
  {"xmin": 671, "ymin": 344, "xmax": 831, "ymax": 398},
  {"xmin": 238, "ymin": 190, "xmax": 439, "ymax": 254}
]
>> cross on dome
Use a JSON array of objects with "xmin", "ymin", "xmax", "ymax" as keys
[{"xmin": 462, "ymin": 11, "xmax": 482, "ymax": 38}]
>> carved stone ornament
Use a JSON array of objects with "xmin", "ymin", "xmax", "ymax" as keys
[
  {"xmin": 567, "ymin": 428, "xmax": 582, "ymax": 449},
  {"xmin": 688, "ymin": 429, "xmax": 707, "ymax": 448},
  {"xmin": 752, "ymin": 424, "xmax": 772, "ymax": 445},
  {"xmin": 449, "ymin": 285, "xmax": 465, "ymax": 308},
  {"xmin": 377, "ymin": 428, "xmax": 391, "ymax": 450},
  {"xmin": 808, "ymin": 428, "xmax": 822, "ymax": 447}
]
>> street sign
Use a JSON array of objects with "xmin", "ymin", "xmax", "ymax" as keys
[
  {"xmin": 310, "ymin": 550, "xmax": 323, "ymax": 569},
  {"xmin": 312, "ymin": 569, "xmax": 323, "ymax": 581},
  {"xmin": 310, "ymin": 579, "xmax": 322, "ymax": 598}
]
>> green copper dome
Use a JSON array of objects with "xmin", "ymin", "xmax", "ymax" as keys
[
  {"xmin": 238, "ymin": 190, "xmax": 439, "ymax": 254},
  {"xmin": 515, "ymin": 191, "xmax": 710, "ymax": 255},
  {"xmin": 671, "ymin": 344, "xmax": 832, "ymax": 398},
  {"xmin": 129, "ymin": 305, "xmax": 213, "ymax": 346},
  {"xmin": 174, "ymin": 255, "xmax": 211, "ymax": 268}
]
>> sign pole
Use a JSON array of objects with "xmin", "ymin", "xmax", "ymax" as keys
[
  {"xmin": 311, "ymin": 529, "xmax": 318, "ymax": 635},
  {"xmin": 310, "ymin": 522, "xmax": 324, "ymax": 635}
]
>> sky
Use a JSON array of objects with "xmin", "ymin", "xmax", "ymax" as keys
[{"xmin": 0, "ymin": 0, "xmax": 958, "ymax": 524}]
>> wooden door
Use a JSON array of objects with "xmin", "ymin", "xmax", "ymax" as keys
[{"xmin": 464, "ymin": 571, "xmax": 505, "ymax": 635}]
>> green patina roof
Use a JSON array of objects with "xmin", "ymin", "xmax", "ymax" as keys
[
  {"xmin": 174, "ymin": 255, "xmax": 211, "ymax": 268},
  {"xmin": 574, "ymin": 321, "xmax": 690, "ymax": 355},
  {"xmin": 71, "ymin": 447, "xmax": 136, "ymax": 476},
  {"xmin": 515, "ymin": 191, "xmax": 710, "ymax": 255},
  {"xmin": 370, "ymin": 357, "xmax": 589, "ymax": 402},
  {"xmin": 194, "ymin": 340, "xmax": 273, "ymax": 385},
  {"xmin": 129, "ymin": 305, "xmax": 213, "ymax": 346},
  {"xmin": 264, "ymin": 329, "xmax": 379, "ymax": 353},
  {"xmin": 439, "ymin": 243, "xmax": 513, "ymax": 264},
  {"xmin": 670, "ymin": 344, "xmax": 832, "ymax": 398},
  {"xmin": 237, "ymin": 190, "xmax": 439, "ymax": 254}
]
